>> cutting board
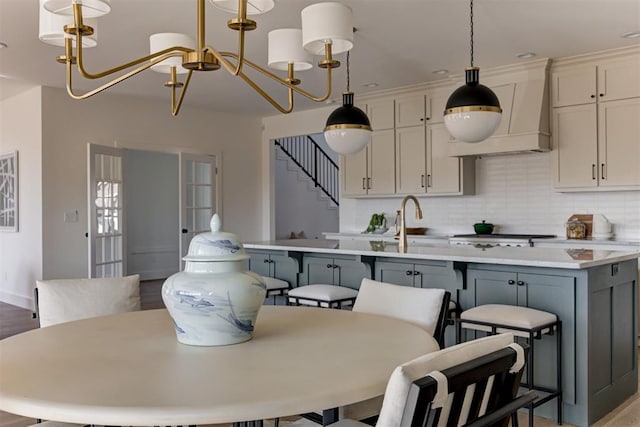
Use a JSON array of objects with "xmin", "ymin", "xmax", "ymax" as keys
[{"xmin": 567, "ymin": 214, "xmax": 593, "ymax": 238}]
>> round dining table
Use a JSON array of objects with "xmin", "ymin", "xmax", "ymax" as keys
[{"xmin": 0, "ymin": 305, "xmax": 439, "ymax": 426}]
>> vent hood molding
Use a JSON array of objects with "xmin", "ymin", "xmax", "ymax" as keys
[{"xmin": 448, "ymin": 58, "xmax": 551, "ymax": 157}]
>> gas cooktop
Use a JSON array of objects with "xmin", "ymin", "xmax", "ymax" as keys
[{"xmin": 452, "ymin": 234, "xmax": 556, "ymax": 239}]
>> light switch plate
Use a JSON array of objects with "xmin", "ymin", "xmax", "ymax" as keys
[{"xmin": 64, "ymin": 210, "xmax": 79, "ymax": 223}]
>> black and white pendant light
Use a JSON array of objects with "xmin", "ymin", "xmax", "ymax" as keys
[
  {"xmin": 444, "ymin": 0, "xmax": 502, "ymax": 143},
  {"xmin": 324, "ymin": 51, "xmax": 372, "ymax": 155}
]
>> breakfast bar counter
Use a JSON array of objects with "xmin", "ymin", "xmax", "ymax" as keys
[{"xmin": 244, "ymin": 239, "xmax": 639, "ymax": 426}]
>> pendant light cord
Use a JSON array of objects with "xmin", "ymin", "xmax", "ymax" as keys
[
  {"xmin": 469, "ymin": 0, "xmax": 474, "ymax": 67},
  {"xmin": 346, "ymin": 51, "xmax": 351, "ymax": 92}
]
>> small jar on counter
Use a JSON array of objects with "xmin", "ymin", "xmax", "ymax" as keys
[{"xmin": 566, "ymin": 219, "xmax": 586, "ymax": 239}]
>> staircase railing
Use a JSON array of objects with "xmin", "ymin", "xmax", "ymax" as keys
[{"xmin": 274, "ymin": 135, "xmax": 339, "ymax": 206}]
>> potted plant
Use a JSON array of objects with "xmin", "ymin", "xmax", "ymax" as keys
[{"xmin": 364, "ymin": 213, "xmax": 388, "ymax": 234}]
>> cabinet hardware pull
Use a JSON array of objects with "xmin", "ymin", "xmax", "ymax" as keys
[
  {"xmin": 362, "ymin": 178, "xmax": 366, "ymax": 190},
  {"xmin": 590, "ymin": 94, "xmax": 595, "ymax": 99},
  {"xmin": 427, "ymin": 174, "xmax": 432, "ymax": 188},
  {"xmin": 367, "ymin": 177, "xmax": 372, "ymax": 189},
  {"xmin": 333, "ymin": 264, "xmax": 339, "ymax": 269},
  {"xmin": 592, "ymin": 164, "xmax": 596, "ymax": 180},
  {"xmin": 420, "ymin": 118, "xmax": 424, "ymax": 122},
  {"xmin": 327, "ymin": 264, "xmax": 333, "ymax": 269},
  {"xmin": 599, "ymin": 93, "xmax": 604, "ymax": 97},
  {"xmin": 421, "ymin": 174, "xmax": 425, "ymax": 188},
  {"xmin": 264, "ymin": 259, "xmax": 269, "ymax": 263},
  {"xmin": 517, "ymin": 280, "xmax": 525, "ymax": 286},
  {"xmin": 601, "ymin": 163, "xmax": 605, "ymax": 180},
  {"xmin": 508, "ymin": 280, "xmax": 515, "ymax": 285},
  {"xmin": 413, "ymin": 271, "xmax": 420, "ymax": 276},
  {"xmin": 406, "ymin": 270, "xmax": 413, "ymax": 275}
]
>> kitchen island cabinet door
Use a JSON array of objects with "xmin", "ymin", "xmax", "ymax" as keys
[
  {"xmin": 300, "ymin": 254, "xmax": 371, "ymax": 290},
  {"xmin": 246, "ymin": 249, "xmax": 300, "ymax": 286},
  {"xmin": 461, "ymin": 267, "xmax": 577, "ymax": 407},
  {"xmin": 375, "ymin": 260, "xmax": 418, "ymax": 287}
]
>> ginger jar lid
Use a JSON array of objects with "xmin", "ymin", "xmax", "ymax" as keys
[{"xmin": 183, "ymin": 214, "xmax": 249, "ymax": 262}]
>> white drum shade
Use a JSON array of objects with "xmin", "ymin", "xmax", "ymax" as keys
[
  {"xmin": 268, "ymin": 29, "xmax": 313, "ymax": 71},
  {"xmin": 149, "ymin": 33, "xmax": 195, "ymax": 74},
  {"xmin": 208, "ymin": 0, "xmax": 275, "ymax": 15},
  {"xmin": 301, "ymin": 2, "xmax": 353, "ymax": 56},
  {"xmin": 39, "ymin": 3, "xmax": 98, "ymax": 47},
  {"xmin": 42, "ymin": 0, "xmax": 111, "ymax": 18},
  {"xmin": 324, "ymin": 128, "xmax": 371, "ymax": 155},
  {"xmin": 443, "ymin": 111, "xmax": 502, "ymax": 143}
]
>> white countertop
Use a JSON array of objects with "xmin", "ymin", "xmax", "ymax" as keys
[{"xmin": 244, "ymin": 238, "xmax": 640, "ymax": 269}]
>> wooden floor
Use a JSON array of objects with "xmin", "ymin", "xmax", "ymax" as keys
[{"xmin": 1, "ymin": 280, "xmax": 639, "ymax": 426}]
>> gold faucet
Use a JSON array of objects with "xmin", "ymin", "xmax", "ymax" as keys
[{"xmin": 398, "ymin": 195, "xmax": 423, "ymax": 253}]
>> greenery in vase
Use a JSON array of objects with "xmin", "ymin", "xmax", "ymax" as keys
[{"xmin": 364, "ymin": 213, "xmax": 387, "ymax": 233}]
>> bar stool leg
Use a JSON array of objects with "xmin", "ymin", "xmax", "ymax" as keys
[
  {"xmin": 557, "ymin": 321, "xmax": 563, "ymax": 425},
  {"xmin": 528, "ymin": 330, "xmax": 535, "ymax": 427}
]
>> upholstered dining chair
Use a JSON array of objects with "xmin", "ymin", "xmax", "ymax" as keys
[
  {"xmin": 34, "ymin": 274, "xmax": 141, "ymax": 327},
  {"xmin": 352, "ymin": 278, "xmax": 450, "ymax": 347},
  {"xmin": 29, "ymin": 275, "xmax": 141, "ymax": 427},
  {"xmin": 327, "ymin": 332, "xmax": 535, "ymax": 427},
  {"xmin": 301, "ymin": 278, "xmax": 451, "ymax": 425}
]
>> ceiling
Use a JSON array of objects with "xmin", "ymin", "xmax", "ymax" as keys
[{"xmin": 1, "ymin": 0, "xmax": 639, "ymax": 116}]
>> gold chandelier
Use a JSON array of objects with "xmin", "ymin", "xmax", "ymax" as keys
[{"xmin": 38, "ymin": 0, "xmax": 356, "ymax": 115}]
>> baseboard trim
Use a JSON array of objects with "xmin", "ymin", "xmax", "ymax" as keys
[{"xmin": 0, "ymin": 290, "xmax": 34, "ymax": 310}]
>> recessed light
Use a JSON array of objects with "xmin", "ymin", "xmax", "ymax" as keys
[
  {"xmin": 363, "ymin": 83, "xmax": 379, "ymax": 88},
  {"xmin": 432, "ymin": 69, "xmax": 449, "ymax": 75},
  {"xmin": 516, "ymin": 52, "xmax": 536, "ymax": 59},
  {"xmin": 622, "ymin": 31, "xmax": 640, "ymax": 39},
  {"xmin": 0, "ymin": 42, "xmax": 8, "ymax": 49}
]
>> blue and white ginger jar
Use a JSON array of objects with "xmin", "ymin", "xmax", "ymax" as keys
[{"xmin": 162, "ymin": 214, "xmax": 266, "ymax": 346}]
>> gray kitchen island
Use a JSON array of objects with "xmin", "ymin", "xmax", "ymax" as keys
[{"xmin": 244, "ymin": 238, "xmax": 639, "ymax": 426}]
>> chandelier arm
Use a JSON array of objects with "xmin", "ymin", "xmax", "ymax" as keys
[
  {"xmin": 237, "ymin": 71, "xmax": 295, "ymax": 114},
  {"xmin": 69, "ymin": 2, "xmax": 192, "ymax": 80},
  {"xmin": 218, "ymin": 50, "xmax": 333, "ymax": 102},
  {"xmin": 65, "ymin": 49, "xmax": 187, "ymax": 100},
  {"xmin": 171, "ymin": 70, "xmax": 194, "ymax": 116}
]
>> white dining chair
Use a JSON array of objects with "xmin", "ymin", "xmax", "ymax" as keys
[
  {"xmin": 327, "ymin": 333, "xmax": 535, "ymax": 427},
  {"xmin": 301, "ymin": 278, "xmax": 451, "ymax": 424},
  {"xmin": 34, "ymin": 274, "xmax": 141, "ymax": 327},
  {"xmin": 30, "ymin": 274, "xmax": 141, "ymax": 427}
]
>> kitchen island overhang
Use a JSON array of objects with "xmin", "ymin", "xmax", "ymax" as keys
[{"xmin": 244, "ymin": 239, "xmax": 639, "ymax": 426}]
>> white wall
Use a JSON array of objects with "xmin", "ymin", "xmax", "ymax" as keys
[
  {"xmin": 41, "ymin": 87, "xmax": 263, "ymax": 282},
  {"xmin": 275, "ymin": 152, "xmax": 338, "ymax": 240},
  {"xmin": 125, "ymin": 150, "xmax": 179, "ymax": 280},
  {"xmin": 0, "ymin": 81, "xmax": 43, "ymax": 308}
]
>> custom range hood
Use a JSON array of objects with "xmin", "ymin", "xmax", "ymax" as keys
[{"xmin": 448, "ymin": 58, "xmax": 551, "ymax": 157}]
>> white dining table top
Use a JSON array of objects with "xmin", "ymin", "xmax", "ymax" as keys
[{"xmin": 0, "ymin": 306, "xmax": 439, "ymax": 426}]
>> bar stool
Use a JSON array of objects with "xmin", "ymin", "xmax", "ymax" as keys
[
  {"xmin": 456, "ymin": 304, "xmax": 562, "ymax": 427},
  {"xmin": 261, "ymin": 276, "xmax": 290, "ymax": 305},
  {"xmin": 287, "ymin": 284, "xmax": 358, "ymax": 309}
]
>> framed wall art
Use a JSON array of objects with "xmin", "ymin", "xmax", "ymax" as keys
[{"xmin": 0, "ymin": 151, "xmax": 18, "ymax": 232}]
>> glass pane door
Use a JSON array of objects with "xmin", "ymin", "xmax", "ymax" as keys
[
  {"xmin": 88, "ymin": 144, "xmax": 126, "ymax": 278},
  {"xmin": 179, "ymin": 153, "xmax": 217, "ymax": 270}
]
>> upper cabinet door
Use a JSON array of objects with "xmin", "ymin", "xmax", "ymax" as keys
[
  {"xmin": 426, "ymin": 88, "xmax": 453, "ymax": 124},
  {"xmin": 367, "ymin": 98, "xmax": 395, "ymax": 131},
  {"xmin": 598, "ymin": 57, "xmax": 640, "ymax": 102},
  {"xmin": 551, "ymin": 65, "xmax": 597, "ymax": 107},
  {"xmin": 395, "ymin": 94, "xmax": 426, "ymax": 128}
]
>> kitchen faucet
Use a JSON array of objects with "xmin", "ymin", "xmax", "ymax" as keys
[{"xmin": 398, "ymin": 195, "xmax": 423, "ymax": 253}]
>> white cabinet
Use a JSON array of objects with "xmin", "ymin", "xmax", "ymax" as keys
[
  {"xmin": 552, "ymin": 51, "xmax": 640, "ymax": 191},
  {"xmin": 341, "ymin": 99, "xmax": 396, "ymax": 196},
  {"xmin": 395, "ymin": 90, "xmax": 474, "ymax": 196},
  {"xmin": 551, "ymin": 57, "xmax": 640, "ymax": 107}
]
